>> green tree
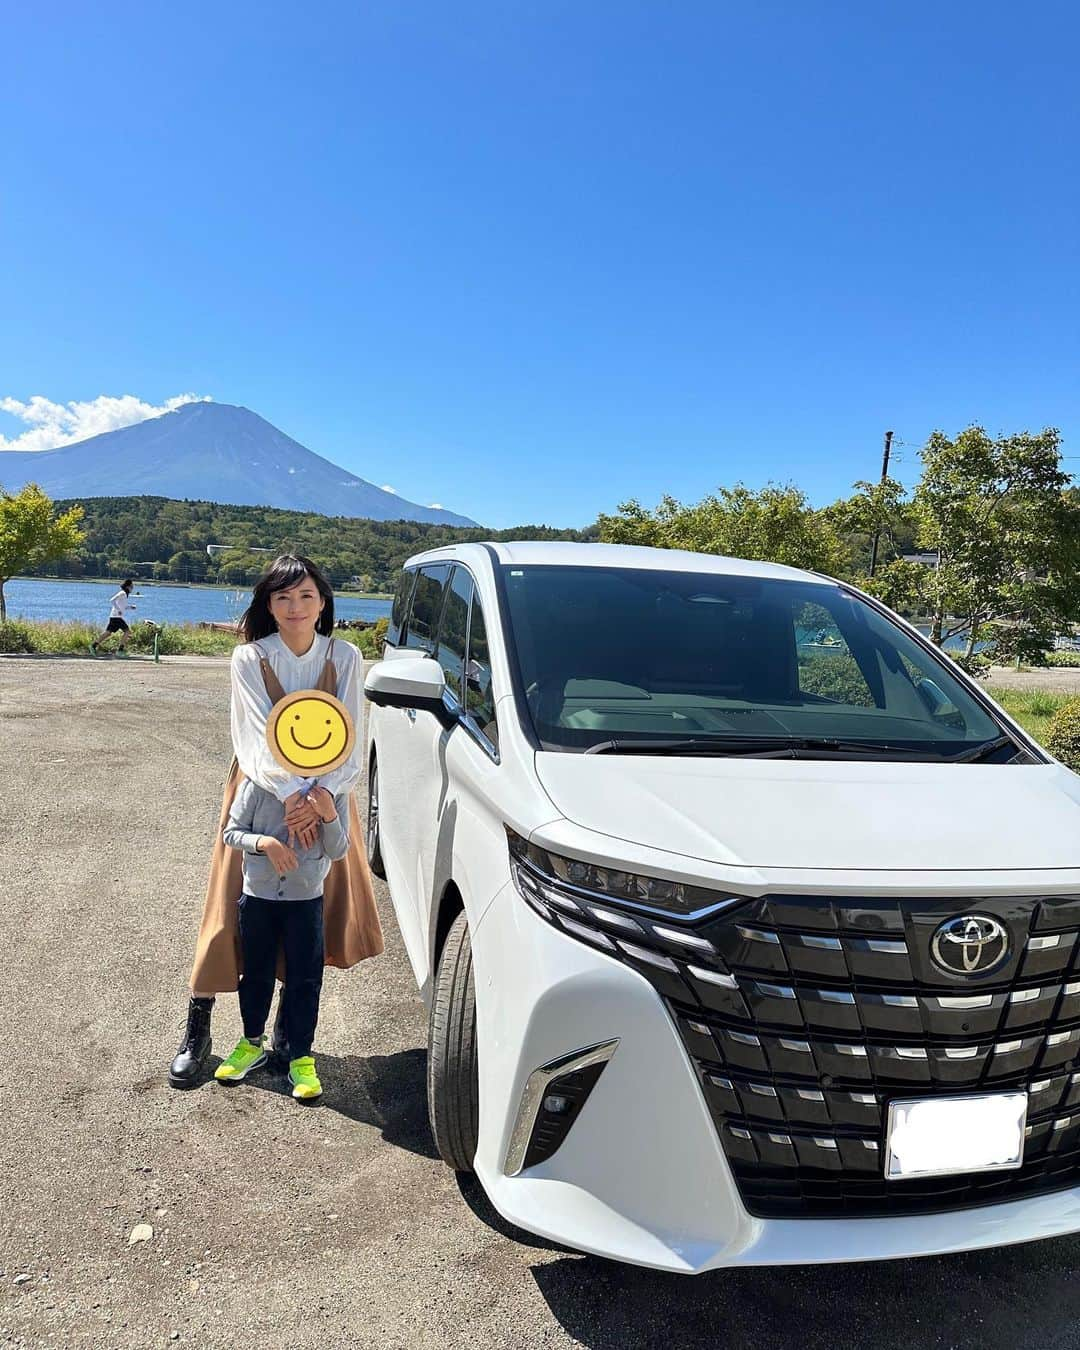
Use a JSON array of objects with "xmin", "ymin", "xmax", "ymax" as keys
[
  {"xmin": 914, "ymin": 426, "xmax": 1080, "ymax": 658},
  {"xmin": 167, "ymin": 549, "xmax": 208, "ymax": 582},
  {"xmin": 599, "ymin": 484, "xmax": 850, "ymax": 575},
  {"xmin": 0, "ymin": 483, "xmax": 85, "ymax": 621},
  {"xmin": 832, "ymin": 475, "xmax": 912, "ymax": 572}
]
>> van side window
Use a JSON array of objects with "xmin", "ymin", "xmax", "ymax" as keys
[
  {"xmin": 435, "ymin": 566, "xmax": 473, "ymax": 704},
  {"xmin": 404, "ymin": 564, "xmax": 450, "ymax": 654},
  {"xmin": 794, "ymin": 601, "xmax": 876, "ymax": 707},
  {"xmin": 387, "ymin": 568, "xmax": 416, "ymax": 647},
  {"xmin": 465, "ymin": 593, "xmax": 498, "ymax": 749}
]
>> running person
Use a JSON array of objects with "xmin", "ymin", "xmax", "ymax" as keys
[{"xmin": 91, "ymin": 579, "xmax": 137, "ymax": 655}]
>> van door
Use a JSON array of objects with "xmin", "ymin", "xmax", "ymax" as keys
[
  {"xmin": 375, "ymin": 561, "xmax": 450, "ymax": 978},
  {"xmin": 394, "ymin": 564, "xmax": 475, "ymax": 979}
]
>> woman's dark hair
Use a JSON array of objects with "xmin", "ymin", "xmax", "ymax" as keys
[
  {"xmin": 121, "ymin": 578, "xmax": 134, "ymax": 592},
  {"xmin": 239, "ymin": 554, "xmax": 335, "ymax": 643}
]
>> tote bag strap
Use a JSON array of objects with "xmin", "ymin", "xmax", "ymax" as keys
[
  {"xmin": 318, "ymin": 637, "xmax": 339, "ymax": 696},
  {"xmin": 250, "ymin": 641, "xmax": 288, "ymax": 706}
]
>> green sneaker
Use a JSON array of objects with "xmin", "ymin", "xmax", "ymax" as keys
[
  {"xmin": 288, "ymin": 1056, "xmax": 323, "ymax": 1100},
  {"xmin": 214, "ymin": 1036, "xmax": 267, "ymax": 1082}
]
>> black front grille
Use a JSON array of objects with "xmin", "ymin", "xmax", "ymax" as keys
[
  {"xmin": 678, "ymin": 892, "xmax": 1080, "ymax": 1218},
  {"xmin": 510, "ymin": 848, "xmax": 1080, "ymax": 1219}
]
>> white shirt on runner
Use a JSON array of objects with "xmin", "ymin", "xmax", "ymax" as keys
[
  {"xmin": 109, "ymin": 590, "xmax": 135, "ymax": 620},
  {"xmin": 230, "ymin": 631, "xmax": 364, "ymax": 803}
]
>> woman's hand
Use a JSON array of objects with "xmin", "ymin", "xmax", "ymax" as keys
[
  {"xmin": 260, "ymin": 837, "xmax": 299, "ymax": 872},
  {"xmin": 284, "ymin": 791, "xmax": 320, "ymax": 849},
  {"xmin": 306, "ymin": 786, "xmax": 338, "ymax": 823}
]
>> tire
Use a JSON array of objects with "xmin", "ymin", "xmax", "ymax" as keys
[
  {"xmin": 366, "ymin": 757, "xmax": 386, "ymax": 879},
  {"xmin": 427, "ymin": 909, "xmax": 479, "ymax": 1172}
]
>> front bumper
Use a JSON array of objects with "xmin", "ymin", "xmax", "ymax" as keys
[{"xmin": 470, "ymin": 882, "xmax": 1080, "ymax": 1272}]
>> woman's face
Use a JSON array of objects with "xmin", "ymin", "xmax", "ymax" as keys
[{"xmin": 268, "ymin": 574, "xmax": 325, "ymax": 636}]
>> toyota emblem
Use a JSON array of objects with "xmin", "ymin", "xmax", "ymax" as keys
[{"xmin": 931, "ymin": 915, "xmax": 1010, "ymax": 976}]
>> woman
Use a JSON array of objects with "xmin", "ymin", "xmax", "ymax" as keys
[{"xmin": 169, "ymin": 554, "xmax": 383, "ymax": 1088}]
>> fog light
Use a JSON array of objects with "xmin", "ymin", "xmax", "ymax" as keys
[{"xmin": 504, "ymin": 1039, "xmax": 620, "ymax": 1175}]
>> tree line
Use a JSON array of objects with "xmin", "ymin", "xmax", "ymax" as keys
[
  {"xmin": 4, "ymin": 424, "xmax": 1077, "ymax": 661},
  {"xmin": 12, "ymin": 496, "xmax": 597, "ymax": 591},
  {"xmin": 599, "ymin": 426, "xmax": 1079, "ymax": 663}
]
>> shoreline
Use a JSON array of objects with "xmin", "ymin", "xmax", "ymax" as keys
[{"xmin": 9, "ymin": 575, "xmax": 394, "ymax": 600}]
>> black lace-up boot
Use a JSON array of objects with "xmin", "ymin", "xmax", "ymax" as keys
[{"xmin": 169, "ymin": 996, "xmax": 214, "ymax": 1088}]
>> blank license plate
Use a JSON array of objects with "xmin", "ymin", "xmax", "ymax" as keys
[{"xmin": 885, "ymin": 1093, "xmax": 1028, "ymax": 1180}]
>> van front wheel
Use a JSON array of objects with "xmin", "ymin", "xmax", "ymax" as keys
[
  {"xmin": 427, "ymin": 910, "xmax": 479, "ymax": 1172},
  {"xmin": 366, "ymin": 759, "xmax": 386, "ymax": 879}
]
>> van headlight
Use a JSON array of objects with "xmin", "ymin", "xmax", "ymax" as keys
[{"xmin": 506, "ymin": 827, "xmax": 746, "ymax": 926}]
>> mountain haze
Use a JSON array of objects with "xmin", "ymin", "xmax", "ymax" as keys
[{"xmin": 0, "ymin": 401, "xmax": 477, "ymax": 525}]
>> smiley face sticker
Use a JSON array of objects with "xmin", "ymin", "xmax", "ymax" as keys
[{"xmin": 266, "ymin": 689, "xmax": 356, "ymax": 776}]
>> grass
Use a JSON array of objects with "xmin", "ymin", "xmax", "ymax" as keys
[
  {"xmin": 0, "ymin": 617, "xmax": 388, "ymax": 660},
  {"xmin": 984, "ymin": 686, "xmax": 1075, "ymax": 745}
]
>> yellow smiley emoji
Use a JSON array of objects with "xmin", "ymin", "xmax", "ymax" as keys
[{"xmin": 266, "ymin": 689, "xmax": 356, "ymax": 775}]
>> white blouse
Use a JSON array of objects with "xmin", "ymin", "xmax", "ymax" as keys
[{"xmin": 230, "ymin": 632, "xmax": 364, "ymax": 803}]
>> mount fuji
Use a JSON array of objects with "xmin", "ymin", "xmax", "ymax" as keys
[{"xmin": 0, "ymin": 401, "xmax": 477, "ymax": 526}]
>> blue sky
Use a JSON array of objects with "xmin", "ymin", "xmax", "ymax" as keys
[{"xmin": 1, "ymin": 2, "xmax": 1078, "ymax": 528}]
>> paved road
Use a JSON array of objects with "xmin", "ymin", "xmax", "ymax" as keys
[{"xmin": 3, "ymin": 657, "xmax": 1080, "ymax": 1349}]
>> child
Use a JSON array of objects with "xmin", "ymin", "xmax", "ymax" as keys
[
  {"xmin": 91, "ymin": 578, "xmax": 138, "ymax": 655},
  {"xmin": 215, "ymin": 778, "xmax": 349, "ymax": 1100}
]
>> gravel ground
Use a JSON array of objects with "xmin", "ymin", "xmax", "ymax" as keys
[
  {"xmin": 984, "ymin": 665, "xmax": 1080, "ymax": 692},
  {"xmin": 3, "ymin": 655, "xmax": 1080, "ymax": 1349}
]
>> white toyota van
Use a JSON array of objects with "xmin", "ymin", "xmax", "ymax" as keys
[{"xmin": 363, "ymin": 541, "xmax": 1080, "ymax": 1272}]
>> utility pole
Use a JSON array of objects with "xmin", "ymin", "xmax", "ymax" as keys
[{"xmin": 868, "ymin": 429, "xmax": 894, "ymax": 578}]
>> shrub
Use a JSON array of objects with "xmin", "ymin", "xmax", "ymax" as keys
[
  {"xmin": 336, "ymin": 617, "xmax": 389, "ymax": 661},
  {"xmin": 0, "ymin": 618, "xmax": 238, "ymax": 657},
  {"xmin": 797, "ymin": 651, "xmax": 874, "ymax": 706},
  {"xmin": 0, "ymin": 620, "xmax": 36, "ymax": 653},
  {"xmin": 1042, "ymin": 650, "xmax": 1080, "ymax": 668},
  {"xmin": 1045, "ymin": 698, "xmax": 1080, "ymax": 772},
  {"xmin": 135, "ymin": 624, "xmax": 238, "ymax": 656}
]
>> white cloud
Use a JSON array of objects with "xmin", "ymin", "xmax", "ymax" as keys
[
  {"xmin": 428, "ymin": 502, "xmax": 444, "ymax": 510},
  {"xmin": 380, "ymin": 484, "xmax": 398, "ymax": 494},
  {"xmin": 0, "ymin": 392, "xmax": 212, "ymax": 452}
]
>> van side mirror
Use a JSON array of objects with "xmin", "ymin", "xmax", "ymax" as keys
[
  {"xmin": 465, "ymin": 657, "xmax": 484, "ymax": 693},
  {"xmin": 364, "ymin": 656, "xmax": 456, "ymax": 727}
]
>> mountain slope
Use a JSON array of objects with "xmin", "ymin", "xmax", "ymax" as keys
[{"xmin": 0, "ymin": 401, "xmax": 477, "ymax": 526}]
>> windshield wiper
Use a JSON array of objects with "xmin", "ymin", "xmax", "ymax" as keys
[
  {"xmin": 949, "ymin": 735, "xmax": 1018, "ymax": 763},
  {"xmin": 583, "ymin": 736, "xmax": 934, "ymax": 759},
  {"xmin": 585, "ymin": 736, "xmax": 788, "ymax": 757}
]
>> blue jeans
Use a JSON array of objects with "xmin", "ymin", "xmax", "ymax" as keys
[{"xmin": 237, "ymin": 894, "xmax": 324, "ymax": 1060}]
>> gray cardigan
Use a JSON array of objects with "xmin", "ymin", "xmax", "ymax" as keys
[{"xmin": 223, "ymin": 778, "xmax": 350, "ymax": 901}]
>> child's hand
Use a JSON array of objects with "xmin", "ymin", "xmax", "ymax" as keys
[
  {"xmin": 284, "ymin": 791, "xmax": 320, "ymax": 849},
  {"xmin": 260, "ymin": 837, "xmax": 299, "ymax": 872},
  {"xmin": 307, "ymin": 786, "xmax": 338, "ymax": 823}
]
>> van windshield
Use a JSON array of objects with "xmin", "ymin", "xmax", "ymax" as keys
[{"xmin": 500, "ymin": 565, "xmax": 1009, "ymax": 759}]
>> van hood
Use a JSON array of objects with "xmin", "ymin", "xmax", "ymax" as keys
[{"xmin": 532, "ymin": 753, "xmax": 1080, "ymax": 872}]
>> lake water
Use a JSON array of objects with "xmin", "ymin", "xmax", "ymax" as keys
[
  {"xmin": 7, "ymin": 576, "xmax": 981, "ymax": 652},
  {"xmin": 4, "ymin": 577, "xmax": 393, "ymax": 627}
]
